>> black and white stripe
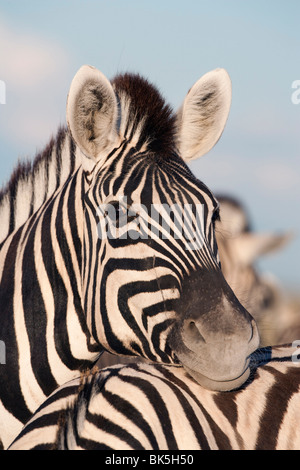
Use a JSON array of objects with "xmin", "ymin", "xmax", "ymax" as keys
[
  {"xmin": 0, "ymin": 66, "xmax": 259, "ymax": 447},
  {"xmin": 8, "ymin": 344, "xmax": 300, "ymax": 450},
  {"xmin": 98, "ymin": 194, "xmax": 291, "ymax": 369},
  {"xmin": 0, "ymin": 127, "xmax": 81, "ymax": 245}
]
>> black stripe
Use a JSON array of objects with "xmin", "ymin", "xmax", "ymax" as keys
[
  {"xmin": 40, "ymin": 197, "xmax": 74, "ymax": 372},
  {"xmin": 101, "ymin": 257, "xmax": 178, "ymax": 360},
  {"xmin": 29, "ymin": 172, "xmax": 35, "ymax": 217},
  {"xmin": 160, "ymin": 366, "xmax": 233, "ymax": 450},
  {"xmin": 59, "ymin": 174, "xmax": 98, "ymax": 355},
  {"xmin": 8, "ymin": 186, "xmax": 16, "ymax": 235},
  {"xmin": 67, "ymin": 170, "xmax": 82, "ymax": 274},
  {"xmin": 22, "ymin": 214, "xmax": 57, "ymax": 396},
  {"xmin": 255, "ymin": 365, "xmax": 300, "ymax": 450},
  {"xmin": 140, "ymin": 365, "xmax": 212, "ymax": 450},
  {"xmin": 98, "ymin": 141, "xmax": 129, "ymax": 197},
  {"xmin": 117, "ymin": 372, "xmax": 178, "ymax": 449},
  {"xmin": 0, "ymin": 228, "xmax": 31, "ymax": 423},
  {"xmin": 69, "ymin": 133, "xmax": 76, "ymax": 176},
  {"xmin": 111, "ymin": 147, "xmax": 139, "ymax": 195},
  {"xmin": 142, "ymin": 298, "xmax": 176, "ymax": 331},
  {"xmin": 85, "ymin": 412, "xmax": 146, "ymax": 450},
  {"xmin": 55, "ymin": 135, "xmax": 62, "ymax": 189}
]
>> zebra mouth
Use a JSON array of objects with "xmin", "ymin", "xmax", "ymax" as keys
[{"xmin": 182, "ymin": 359, "xmax": 251, "ymax": 392}]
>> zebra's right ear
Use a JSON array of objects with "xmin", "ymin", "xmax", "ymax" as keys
[
  {"xmin": 176, "ymin": 68, "xmax": 232, "ymax": 162},
  {"xmin": 66, "ymin": 65, "xmax": 118, "ymax": 164},
  {"xmin": 232, "ymin": 232, "xmax": 293, "ymax": 266}
]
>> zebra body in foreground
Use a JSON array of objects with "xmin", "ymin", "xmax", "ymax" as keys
[
  {"xmin": 8, "ymin": 344, "xmax": 300, "ymax": 450},
  {"xmin": 0, "ymin": 66, "xmax": 259, "ymax": 447}
]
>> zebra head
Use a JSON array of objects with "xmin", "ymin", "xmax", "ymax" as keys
[
  {"xmin": 215, "ymin": 195, "xmax": 291, "ymax": 320},
  {"xmin": 66, "ymin": 65, "xmax": 259, "ymax": 391}
]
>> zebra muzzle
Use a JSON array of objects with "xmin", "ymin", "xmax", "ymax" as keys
[{"xmin": 168, "ymin": 310, "xmax": 260, "ymax": 392}]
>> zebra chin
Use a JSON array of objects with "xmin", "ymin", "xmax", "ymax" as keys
[
  {"xmin": 169, "ymin": 315, "xmax": 259, "ymax": 391},
  {"xmin": 178, "ymin": 360, "xmax": 251, "ymax": 392},
  {"xmin": 167, "ymin": 279, "xmax": 260, "ymax": 391},
  {"xmin": 170, "ymin": 344, "xmax": 256, "ymax": 392},
  {"xmin": 169, "ymin": 318, "xmax": 260, "ymax": 392},
  {"xmin": 167, "ymin": 305, "xmax": 260, "ymax": 391}
]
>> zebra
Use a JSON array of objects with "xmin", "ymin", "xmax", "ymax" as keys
[
  {"xmin": 8, "ymin": 344, "xmax": 300, "ymax": 450},
  {"xmin": 0, "ymin": 65, "xmax": 259, "ymax": 448},
  {"xmin": 97, "ymin": 194, "xmax": 291, "ymax": 368},
  {"xmin": 215, "ymin": 195, "xmax": 291, "ymax": 345}
]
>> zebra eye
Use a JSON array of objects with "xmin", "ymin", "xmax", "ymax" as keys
[
  {"xmin": 212, "ymin": 207, "xmax": 220, "ymax": 226},
  {"xmin": 105, "ymin": 200, "xmax": 138, "ymax": 227}
]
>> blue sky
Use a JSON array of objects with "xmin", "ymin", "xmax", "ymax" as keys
[{"xmin": 0, "ymin": 0, "xmax": 299, "ymax": 288}]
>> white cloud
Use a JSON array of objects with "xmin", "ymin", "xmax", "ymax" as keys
[
  {"xmin": 0, "ymin": 20, "xmax": 66, "ymax": 89},
  {"xmin": 255, "ymin": 161, "xmax": 300, "ymax": 193},
  {"xmin": 189, "ymin": 149, "xmax": 300, "ymax": 206},
  {"xmin": 0, "ymin": 18, "xmax": 70, "ymax": 149}
]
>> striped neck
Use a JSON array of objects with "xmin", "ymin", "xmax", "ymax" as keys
[{"xmin": 0, "ymin": 127, "xmax": 82, "ymax": 246}]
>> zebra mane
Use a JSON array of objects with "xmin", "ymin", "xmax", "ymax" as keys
[
  {"xmin": 0, "ymin": 75, "xmax": 177, "ymax": 245},
  {"xmin": 112, "ymin": 73, "xmax": 177, "ymax": 157},
  {"xmin": 55, "ymin": 365, "xmax": 104, "ymax": 449},
  {"xmin": 0, "ymin": 126, "xmax": 81, "ymax": 245}
]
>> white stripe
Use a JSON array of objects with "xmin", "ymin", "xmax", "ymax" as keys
[
  {"xmin": 0, "ymin": 401, "xmax": 23, "ymax": 449},
  {"xmin": 50, "ymin": 192, "xmax": 97, "ymax": 362},
  {"xmin": 0, "ymin": 193, "xmax": 10, "ymax": 243},
  {"xmin": 34, "ymin": 207, "xmax": 74, "ymax": 384},
  {"xmin": 14, "ymin": 228, "xmax": 47, "ymax": 414}
]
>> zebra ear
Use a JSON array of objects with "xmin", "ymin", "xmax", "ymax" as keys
[
  {"xmin": 232, "ymin": 232, "xmax": 293, "ymax": 266},
  {"xmin": 177, "ymin": 68, "xmax": 232, "ymax": 161},
  {"xmin": 66, "ymin": 65, "xmax": 118, "ymax": 162}
]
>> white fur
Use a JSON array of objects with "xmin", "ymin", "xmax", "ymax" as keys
[
  {"xmin": 177, "ymin": 68, "xmax": 232, "ymax": 161},
  {"xmin": 66, "ymin": 65, "xmax": 119, "ymax": 163},
  {"xmin": 0, "ymin": 193, "xmax": 11, "ymax": 243}
]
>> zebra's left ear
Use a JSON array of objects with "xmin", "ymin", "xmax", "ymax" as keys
[
  {"xmin": 66, "ymin": 65, "xmax": 118, "ymax": 163},
  {"xmin": 176, "ymin": 68, "xmax": 232, "ymax": 161},
  {"xmin": 232, "ymin": 232, "xmax": 293, "ymax": 266}
]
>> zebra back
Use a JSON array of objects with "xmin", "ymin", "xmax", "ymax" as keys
[{"xmin": 8, "ymin": 344, "xmax": 300, "ymax": 450}]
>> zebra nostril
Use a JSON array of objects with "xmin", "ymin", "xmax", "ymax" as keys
[
  {"xmin": 171, "ymin": 352, "xmax": 180, "ymax": 364},
  {"xmin": 185, "ymin": 320, "xmax": 206, "ymax": 344},
  {"xmin": 249, "ymin": 318, "xmax": 259, "ymax": 344}
]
